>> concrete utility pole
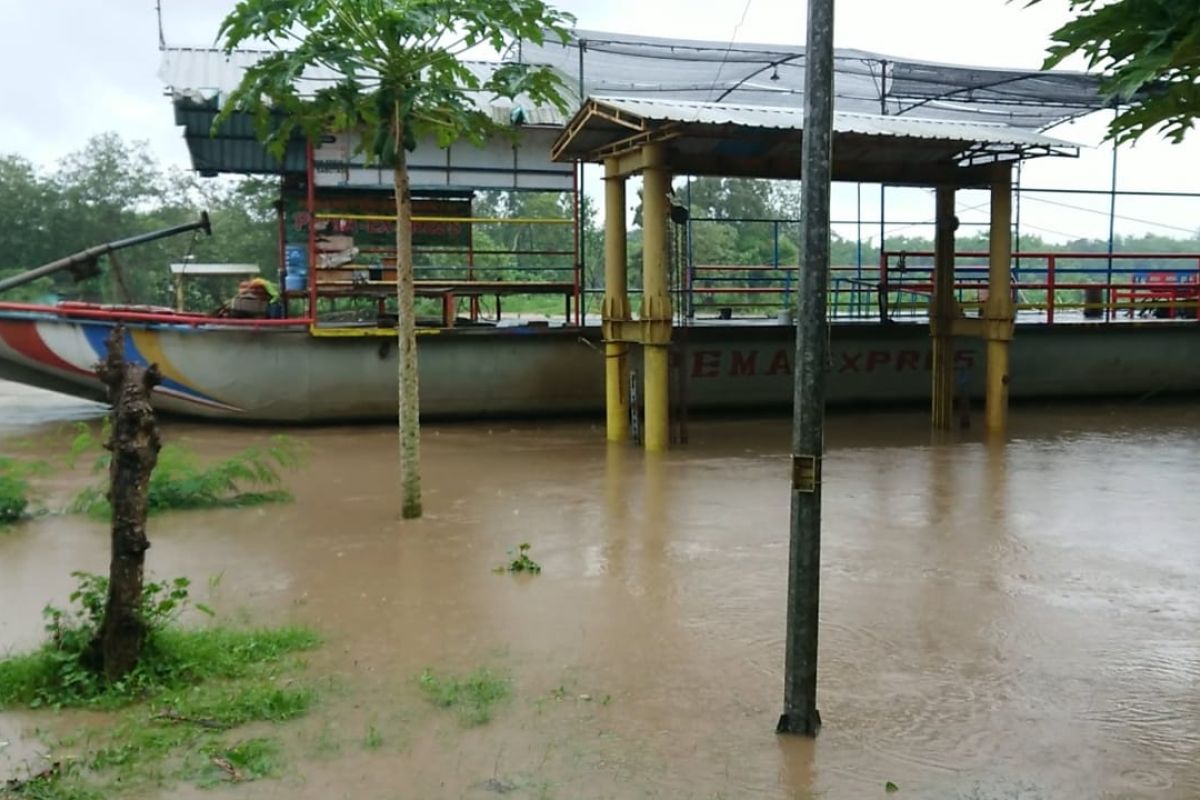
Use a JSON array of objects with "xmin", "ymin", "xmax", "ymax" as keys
[{"xmin": 778, "ymin": 0, "xmax": 834, "ymax": 738}]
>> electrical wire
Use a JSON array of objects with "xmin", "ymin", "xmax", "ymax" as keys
[
  {"xmin": 707, "ymin": 0, "xmax": 756, "ymax": 102},
  {"xmin": 1021, "ymin": 194, "xmax": 1200, "ymax": 236}
]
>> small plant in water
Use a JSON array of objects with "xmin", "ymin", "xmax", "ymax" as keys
[
  {"xmin": 0, "ymin": 456, "xmax": 48, "ymax": 527},
  {"xmin": 175, "ymin": 735, "xmax": 283, "ymax": 787},
  {"xmin": 362, "ymin": 723, "xmax": 384, "ymax": 750},
  {"xmin": 418, "ymin": 667, "xmax": 511, "ymax": 726},
  {"xmin": 495, "ymin": 542, "xmax": 542, "ymax": 575}
]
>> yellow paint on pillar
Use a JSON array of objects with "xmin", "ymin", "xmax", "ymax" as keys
[
  {"xmin": 985, "ymin": 166, "xmax": 1014, "ymax": 434},
  {"xmin": 602, "ymin": 158, "xmax": 631, "ymax": 442},
  {"xmin": 639, "ymin": 144, "xmax": 672, "ymax": 453},
  {"xmin": 931, "ymin": 186, "xmax": 957, "ymax": 431},
  {"xmin": 985, "ymin": 338, "xmax": 1009, "ymax": 432},
  {"xmin": 643, "ymin": 345, "xmax": 669, "ymax": 452},
  {"xmin": 605, "ymin": 342, "xmax": 630, "ymax": 441}
]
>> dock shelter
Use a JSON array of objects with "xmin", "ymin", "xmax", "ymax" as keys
[{"xmin": 551, "ymin": 95, "xmax": 1079, "ymax": 449}]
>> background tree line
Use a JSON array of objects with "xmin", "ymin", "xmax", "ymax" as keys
[{"xmin": 0, "ymin": 134, "xmax": 277, "ymax": 310}]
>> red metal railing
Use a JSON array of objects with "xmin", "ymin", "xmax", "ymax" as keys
[
  {"xmin": 879, "ymin": 250, "xmax": 1200, "ymax": 323},
  {"xmin": 686, "ymin": 252, "xmax": 1200, "ymax": 323}
]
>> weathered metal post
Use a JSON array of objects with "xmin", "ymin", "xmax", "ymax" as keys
[
  {"xmin": 778, "ymin": 0, "xmax": 834, "ymax": 738},
  {"xmin": 931, "ymin": 186, "xmax": 957, "ymax": 430},
  {"xmin": 984, "ymin": 165, "xmax": 1014, "ymax": 433},
  {"xmin": 603, "ymin": 158, "xmax": 631, "ymax": 441}
]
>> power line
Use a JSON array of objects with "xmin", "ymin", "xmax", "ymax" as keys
[
  {"xmin": 707, "ymin": 0, "xmax": 757, "ymax": 102},
  {"xmin": 1022, "ymin": 194, "xmax": 1198, "ymax": 236}
]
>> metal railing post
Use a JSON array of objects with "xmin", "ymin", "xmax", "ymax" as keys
[{"xmin": 1047, "ymin": 255, "xmax": 1056, "ymax": 325}]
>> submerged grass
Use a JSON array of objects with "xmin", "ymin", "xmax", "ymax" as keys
[
  {"xmin": 418, "ymin": 667, "xmax": 511, "ymax": 726},
  {"xmin": 69, "ymin": 435, "xmax": 304, "ymax": 518},
  {"xmin": 0, "ymin": 763, "xmax": 105, "ymax": 800},
  {"xmin": 0, "ymin": 629, "xmax": 320, "ymax": 797},
  {"xmin": 0, "ymin": 457, "xmax": 48, "ymax": 527},
  {"xmin": 0, "ymin": 623, "xmax": 319, "ymax": 710},
  {"xmin": 186, "ymin": 736, "xmax": 283, "ymax": 788}
]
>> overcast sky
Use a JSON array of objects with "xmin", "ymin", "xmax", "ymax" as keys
[{"xmin": 1, "ymin": 0, "xmax": 1198, "ymax": 244}]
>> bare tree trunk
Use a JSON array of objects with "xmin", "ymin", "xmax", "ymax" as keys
[
  {"xmin": 394, "ymin": 110, "xmax": 422, "ymax": 519},
  {"xmin": 90, "ymin": 325, "xmax": 161, "ymax": 682}
]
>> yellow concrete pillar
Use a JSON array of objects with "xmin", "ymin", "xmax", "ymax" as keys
[
  {"xmin": 640, "ymin": 144, "xmax": 672, "ymax": 453},
  {"xmin": 985, "ymin": 166, "xmax": 1014, "ymax": 433},
  {"xmin": 931, "ymin": 186, "xmax": 957, "ymax": 430},
  {"xmin": 602, "ymin": 159, "xmax": 631, "ymax": 441}
]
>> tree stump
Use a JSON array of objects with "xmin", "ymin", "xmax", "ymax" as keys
[{"xmin": 89, "ymin": 325, "xmax": 161, "ymax": 683}]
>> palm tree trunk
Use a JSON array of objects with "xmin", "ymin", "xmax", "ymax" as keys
[{"xmin": 394, "ymin": 111, "xmax": 422, "ymax": 519}]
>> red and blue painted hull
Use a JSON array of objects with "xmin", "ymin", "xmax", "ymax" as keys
[{"xmin": 1, "ymin": 306, "xmax": 1198, "ymax": 421}]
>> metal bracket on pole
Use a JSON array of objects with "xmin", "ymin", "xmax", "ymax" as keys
[
  {"xmin": 629, "ymin": 369, "xmax": 641, "ymax": 446},
  {"xmin": 791, "ymin": 455, "xmax": 820, "ymax": 493}
]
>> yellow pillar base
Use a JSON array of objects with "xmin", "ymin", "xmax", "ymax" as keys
[
  {"xmin": 931, "ymin": 334, "xmax": 954, "ymax": 431},
  {"xmin": 984, "ymin": 337, "xmax": 1009, "ymax": 433},
  {"xmin": 605, "ymin": 342, "xmax": 630, "ymax": 442},
  {"xmin": 643, "ymin": 344, "xmax": 670, "ymax": 452}
]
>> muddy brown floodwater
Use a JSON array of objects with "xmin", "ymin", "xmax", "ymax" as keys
[{"xmin": 2, "ymin": 379, "xmax": 1199, "ymax": 799}]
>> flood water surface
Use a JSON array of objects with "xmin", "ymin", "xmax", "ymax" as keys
[{"xmin": 2, "ymin": 381, "xmax": 1199, "ymax": 798}]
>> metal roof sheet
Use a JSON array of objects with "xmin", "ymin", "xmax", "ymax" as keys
[
  {"xmin": 585, "ymin": 96, "xmax": 1077, "ymax": 150},
  {"xmin": 158, "ymin": 48, "xmax": 570, "ymax": 126},
  {"xmin": 552, "ymin": 96, "xmax": 1079, "ymax": 185}
]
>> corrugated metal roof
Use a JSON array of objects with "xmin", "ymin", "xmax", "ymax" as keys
[
  {"xmin": 158, "ymin": 48, "xmax": 570, "ymax": 126},
  {"xmin": 586, "ymin": 96, "xmax": 1077, "ymax": 149}
]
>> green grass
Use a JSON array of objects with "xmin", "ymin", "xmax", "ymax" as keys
[
  {"xmin": 0, "ymin": 457, "xmax": 48, "ymax": 527},
  {"xmin": 189, "ymin": 736, "xmax": 282, "ymax": 787},
  {"xmin": 0, "ymin": 625, "xmax": 319, "ymax": 710},
  {"xmin": 362, "ymin": 723, "xmax": 384, "ymax": 750},
  {"xmin": 0, "ymin": 571, "xmax": 323, "ymax": 797},
  {"xmin": 418, "ymin": 667, "xmax": 511, "ymax": 726},
  {"xmin": 69, "ymin": 436, "xmax": 304, "ymax": 519},
  {"xmin": 160, "ymin": 680, "xmax": 315, "ymax": 726},
  {"xmin": 0, "ymin": 763, "xmax": 104, "ymax": 800},
  {"xmin": 0, "ymin": 624, "xmax": 320, "ymax": 798}
]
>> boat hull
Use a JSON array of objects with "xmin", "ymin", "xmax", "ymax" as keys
[{"xmin": 1, "ymin": 312, "xmax": 1197, "ymax": 421}]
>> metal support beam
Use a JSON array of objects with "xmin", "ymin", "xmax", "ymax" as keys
[
  {"xmin": 931, "ymin": 186, "xmax": 957, "ymax": 431},
  {"xmin": 985, "ymin": 165, "xmax": 1014, "ymax": 433},
  {"xmin": 778, "ymin": 0, "xmax": 833, "ymax": 739},
  {"xmin": 640, "ymin": 143, "xmax": 672, "ymax": 453},
  {"xmin": 602, "ymin": 158, "xmax": 631, "ymax": 442}
]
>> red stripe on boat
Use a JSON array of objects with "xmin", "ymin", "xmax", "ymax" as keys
[{"xmin": 0, "ymin": 320, "xmax": 93, "ymax": 377}]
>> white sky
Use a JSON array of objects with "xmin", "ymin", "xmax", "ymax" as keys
[{"xmin": 1, "ymin": 0, "xmax": 1197, "ymax": 244}]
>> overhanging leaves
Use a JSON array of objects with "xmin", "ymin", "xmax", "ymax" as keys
[
  {"xmin": 213, "ymin": 0, "xmax": 576, "ymax": 160},
  {"xmin": 1027, "ymin": 0, "xmax": 1200, "ymax": 144}
]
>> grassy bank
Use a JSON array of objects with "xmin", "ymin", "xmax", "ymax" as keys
[{"xmin": 0, "ymin": 574, "xmax": 320, "ymax": 798}]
